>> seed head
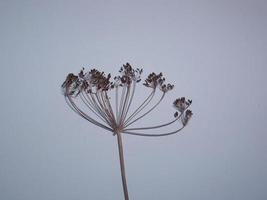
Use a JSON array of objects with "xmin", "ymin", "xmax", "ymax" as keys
[
  {"xmin": 62, "ymin": 63, "xmax": 193, "ymax": 136},
  {"xmin": 173, "ymin": 97, "xmax": 192, "ymax": 112},
  {"xmin": 182, "ymin": 110, "xmax": 193, "ymax": 126}
]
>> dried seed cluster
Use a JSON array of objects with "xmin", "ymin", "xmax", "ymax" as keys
[
  {"xmin": 143, "ymin": 72, "xmax": 174, "ymax": 92},
  {"xmin": 62, "ymin": 63, "xmax": 193, "ymax": 136},
  {"xmin": 112, "ymin": 63, "xmax": 143, "ymax": 87}
]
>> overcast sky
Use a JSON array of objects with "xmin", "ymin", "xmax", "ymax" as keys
[{"xmin": 0, "ymin": 0, "xmax": 267, "ymax": 200}]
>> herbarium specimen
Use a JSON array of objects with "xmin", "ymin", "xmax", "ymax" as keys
[{"xmin": 61, "ymin": 63, "xmax": 193, "ymax": 200}]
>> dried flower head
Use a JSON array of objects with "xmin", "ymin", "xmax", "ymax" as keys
[
  {"xmin": 143, "ymin": 72, "xmax": 174, "ymax": 92},
  {"xmin": 173, "ymin": 97, "xmax": 192, "ymax": 112},
  {"xmin": 182, "ymin": 109, "xmax": 193, "ymax": 126},
  {"xmin": 61, "ymin": 63, "xmax": 193, "ymax": 200}
]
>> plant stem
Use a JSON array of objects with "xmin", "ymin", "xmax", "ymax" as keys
[{"xmin": 116, "ymin": 132, "xmax": 129, "ymax": 200}]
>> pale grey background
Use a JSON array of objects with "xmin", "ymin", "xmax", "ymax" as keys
[{"xmin": 0, "ymin": 0, "xmax": 267, "ymax": 200}]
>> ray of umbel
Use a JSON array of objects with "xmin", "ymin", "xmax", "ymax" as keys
[{"xmin": 61, "ymin": 63, "xmax": 193, "ymax": 200}]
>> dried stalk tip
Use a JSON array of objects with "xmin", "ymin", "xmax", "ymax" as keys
[
  {"xmin": 114, "ymin": 63, "xmax": 143, "ymax": 86},
  {"xmin": 182, "ymin": 110, "xmax": 193, "ymax": 126},
  {"xmin": 61, "ymin": 68, "xmax": 113, "ymax": 97},
  {"xmin": 143, "ymin": 72, "xmax": 174, "ymax": 92},
  {"xmin": 173, "ymin": 97, "xmax": 192, "ymax": 112},
  {"xmin": 88, "ymin": 69, "xmax": 112, "ymax": 91},
  {"xmin": 61, "ymin": 73, "xmax": 80, "ymax": 96}
]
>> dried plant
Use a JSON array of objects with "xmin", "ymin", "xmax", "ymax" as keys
[{"xmin": 61, "ymin": 63, "xmax": 193, "ymax": 200}]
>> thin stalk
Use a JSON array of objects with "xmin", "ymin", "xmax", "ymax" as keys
[
  {"xmin": 65, "ymin": 95, "xmax": 112, "ymax": 131},
  {"xmin": 123, "ymin": 81, "xmax": 136, "ymax": 122},
  {"xmin": 123, "ymin": 126, "xmax": 185, "ymax": 137},
  {"xmin": 116, "ymin": 86, "xmax": 119, "ymax": 122},
  {"xmin": 124, "ymin": 89, "xmax": 155, "ymax": 125},
  {"xmin": 119, "ymin": 85, "xmax": 130, "ymax": 127},
  {"xmin": 116, "ymin": 132, "xmax": 129, "ymax": 200},
  {"xmin": 124, "ymin": 116, "xmax": 180, "ymax": 131},
  {"xmin": 80, "ymin": 91, "xmax": 107, "ymax": 124},
  {"xmin": 123, "ymin": 109, "xmax": 188, "ymax": 131},
  {"xmin": 125, "ymin": 92, "xmax": 165, "ymax": 128},
  {"xmin": 103, "ymin": 91, "xmax": 117, "ymax": 126},
  {"xmin": 118, "ymin": 85, "xmax": 126, "ymax": 124},
  {"xmin": 89, "ymin": 92, "xmax": 111, "ymax": 126}
]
